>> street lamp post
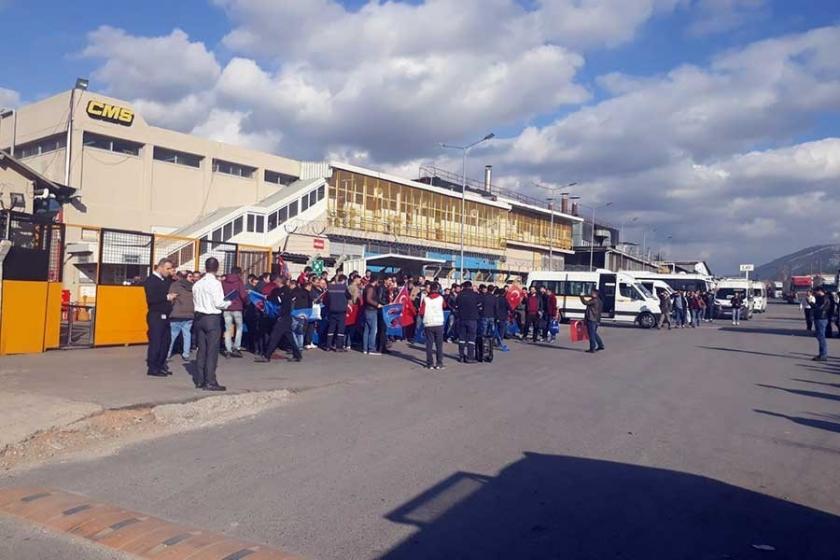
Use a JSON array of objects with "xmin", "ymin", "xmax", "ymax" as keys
[
  {"xmin": 534, "ymin": 182, "xmax": 578, "ymax": 271},
  {"xmin": 440, "ymin": 133, "xmax": 495, "ymax": 281},
  {"xmin": 64, "ymin": 78, "xmax": 89, "ymax": 187},
  {"xmin": 588, "ymin": 202, "xmax": 613, "ymax": 272}
]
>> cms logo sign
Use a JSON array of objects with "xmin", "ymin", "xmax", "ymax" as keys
[{"xmin": 86, "ymin": 100, "xmax": 135, "ymax": 126}]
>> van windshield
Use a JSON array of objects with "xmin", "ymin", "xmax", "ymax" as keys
[
  {"xmin": 636, "ymin": 283, "xmax": 653, "ymax": 299},
  {"xmin": 716, "ymin": 288, "xmax": 744, "ymax": 299},
  {"xmin": 753, "ymin": 289, "xmax": 763, "ymax": 297}
]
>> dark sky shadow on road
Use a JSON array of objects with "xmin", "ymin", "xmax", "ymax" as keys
[
  {"xmin": 756, "ymin": 383, "xmax": 840, "ymax": 403},
  {"xmin": 698, "ymin": 345, "xmax": 803, "ymax": 360},
  {"xmin": 755, "ymin": 409, "xmax": 840, "ymax": 435},
  {"xmin": 719, "ymin": 326, "xmax": 813, "ymax": 338},
  {"xmin": 791, "ymin": 378, "xmax": 840, "ymax": 389},
  {"xmin": 380, "ymin": 452, "xmax": 840, "ymax": 560}
]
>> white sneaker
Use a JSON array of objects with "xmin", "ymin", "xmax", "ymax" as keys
[{"xmin": 369, "ymin": 352, "xmax": 381, "ymax": 356}]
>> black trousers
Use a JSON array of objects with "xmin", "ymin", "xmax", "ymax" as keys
[
  {"xmin": 194, "ymin": 313, "xmax": 222, "ymax": 387},
  {"xmin": 265, "ymin": 317, "xmax": 302, "ymax": 360},
  {"xmin": 327, "ymin": 312, "xmax": 346, "ymax": 348},
  {"xmin": 524, "ymin": 313, "xmax": 540, "ymax": 342},
  {"xmin": 376, "ymin": 312, "xmax": 389, "ymax": 353},
  {"xmin": 458, "ymin": 319, "xmax": 478, "ymax": 361},
  {"xmin": 805, "ymin": 309, "xmax": 813, "ymax": 331},
  {"xmin": 425, "ymin": 325, "xmax": 444, "ymax": 367},
  {"xmin": 146, "ymin": 311, "xmax": 170, "ymax": 373}
]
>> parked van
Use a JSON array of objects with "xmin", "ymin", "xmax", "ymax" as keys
[
  {"xmin": 751, "ymin": 281, "xmax": 767, "ymax": 313},
  {"xmin": 714, "ymin": 278, "xmax": 754, "ymax": 320},
  {"xmin": 637, "ymin": 278, "xmax": 674, "ymax": 299},
  {"xmin": 527, "ymin": 270, "xmax": 661, "ymax": 329},
  {"xmin": 624, "ymin": 271, "xmax": 714, "ymax": 293}
]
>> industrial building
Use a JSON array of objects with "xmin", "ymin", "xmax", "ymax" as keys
[{"xmin": 0, "ymin": 88, "xmax": 584, "ymax": 301}]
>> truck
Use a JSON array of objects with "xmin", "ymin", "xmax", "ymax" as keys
[
  {"xmin": 772, "ymin": 281, "xmax": 783, "ymax": 299},
  {"xmin": 785, "ymin": 276, "xmax": 813, "ymax": 304}
]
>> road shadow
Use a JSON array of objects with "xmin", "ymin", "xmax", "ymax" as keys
[
  {"xmin": 755, "ymin": 409, "xmax": 840, "ymax": 435},
  {"xmin": 698, "ymin": 345, "xmax": 802, "ymax": 360},
  {"xmin": 380, "ymin": 452, "xmax": 840, "ymax": 559},
  {"xmin": 757, "ymin": 383, "xmax": 840, "ymax": 403},
  {"xmin": 719, "ymin": 326, "xmax": 813, "ymax": 338},
  {"xmin": 791, "ymin": 378, "xmax": 840, "ymax": 389}
]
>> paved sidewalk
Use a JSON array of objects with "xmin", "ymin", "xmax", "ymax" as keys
[{"xmin": 0, "ymin": 342, "xmax": 431, "ymax": 450}]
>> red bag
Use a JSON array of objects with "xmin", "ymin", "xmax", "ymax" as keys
[
  {"xmin": 345, "ymin": 302, "xmax": 359, "ymax": 326},
  {"xmin": 569, "ymin": 320, "xmax": 589, "ymax": 343}
]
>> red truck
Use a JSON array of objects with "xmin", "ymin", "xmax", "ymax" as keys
[{"xmin": 785, "ymin": 276, "xmax": 813, "ymax": 304}]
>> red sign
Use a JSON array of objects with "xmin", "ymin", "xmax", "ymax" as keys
[{"xmin": 313, "ymin": 238, "xmax": 325, "ymax": 250}]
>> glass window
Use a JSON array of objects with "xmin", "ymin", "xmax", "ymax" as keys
[
  {"xmin": 278, "ymin": 206, "xmax": 288, "ymax": 224},
  {"xmin": 317, "ymin": 185, "xmax": 325, "ymax": 200},
  {"xmin": 246, "ymin": 214, "xmax": 255, "ymax": 233},
  {"xmin": 288, "ymin": 200, "xmax": 298, "ymax": 218},
  {"xmin": 222, "ymin": 222, "xmax": 233, "ymax": 240},
  {"xmin": 268, "ymin": 213, "xmax": 277, "ymax": 231},
  {"xmin": 212, "ymin": 159, "xmax": 255, "ymax": 178},
  {"xmin": 301, "ymin": 195, "xmax": 310, "ymax": 212},
  {"xmin": 255, "ymin": 215, "xmax": 264, "ymax": 233},
  {"xmin": 83, "ymin": 132, "xmax": 142, "ymax": 156},
  {"xmin": 233, "ymin": 216, "xmax": 243, "ymax": 235},
  {"xmin": 14, "ymin": 134, "xmax": 66, "ymax": 159},
  {"xmin": 153, "ymin": 146, "xmax": 202, "ymax": 168},
  {"xmin": 309, "ymin": 190, "xmax": 317, "ymax": 206},
  {"xmin": 211, "ymin": 228, "xmax": 222, "ymax": 242},
  {"xmin": 264, "ymin": 170, "xmax": 297, "ymax": 185}
]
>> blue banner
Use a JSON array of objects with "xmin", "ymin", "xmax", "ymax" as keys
[{"xmin": 382, "ymin": 303, "xmax": 404, "ymax": 337}]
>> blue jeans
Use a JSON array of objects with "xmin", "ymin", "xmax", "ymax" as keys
[
  {"xmin": 732, "ymin": 308, "xmax": 741, "ymax": 323},
  {"xmin": 495, "ymin": 319, "xmax": 507, "ymax": 346},
  {"xmin": 292, "ymin": 317, "xmax": 304, "ymax": 350},
  {"xmin": 363, "ymin": 309, "xmax": 378, "ymax": 353},
  {"xmin": 675, "ymin": 307, "xmax": 686, "ymax": 326},
  {"xmin": 480, "ymin": 317, "xmax": 495, "ymax": 338},
  {"xmin": 223, "ymin": 310, "xmax": 243, "ymax": 352},
  {"xmin": 168, "ymin": 319, "xmax": 193, "ymax": 359},
  {"xmin": 586, "ymin": 320, "xmax": 604, "ymax": 351},
  {"xmin": 815, "ymin": 318, "xmax": 828, "ymax": 358}
]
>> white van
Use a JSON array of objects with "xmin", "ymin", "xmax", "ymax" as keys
[
  {"xmin": 624, "ymin": 271, "xmax": 714, "ymax": 293},
  {"xmin": 714, "ymin": 278, "xmax": 754, "ymax": 320},
  {"xmin": 637, "ymin": 279, "xmax": 674, "ymax": 299},
  {"xmin": 751, "ymin": 281, "xmax": 767, "ymax": 313},
  {"xmin": 527, "ymin": 270, "xmax": 661, "ymax": 329}
]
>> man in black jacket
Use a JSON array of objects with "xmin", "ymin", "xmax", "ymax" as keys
[
  {"xmin": 812, "ymin": 286, "xmax": 831, "ymax": 361},
  {"xmin": 143, "ymin": 258, "xmax": 176, "ymax": 377},
  {"xmin": 456, "ymin": 281, "xmax": 481, "ymax": 362},
  {"xmin": 494, "ymin": 287, "xmax": 510, "ymax": 346},
  {"xmin": 581, "ymin": 288, "xmax": 605, "ymax": 353},
  {"xmin": 325, "ymin": 274, "xmax": 351, "ymax": 351},
  {"xmin": 255, "ymin": 275, "xmax": 302, "ymax": 363}
]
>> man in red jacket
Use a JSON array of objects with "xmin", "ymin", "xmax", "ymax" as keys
[
  {"xmin": 523, "ymin": 285, "xmax": 542, "ymax": 343},
  {"xmin": 543, "ymin": 288, "xmax": 558, "ymax": 342}
]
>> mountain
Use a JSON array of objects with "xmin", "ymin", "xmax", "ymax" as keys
[{"xmin": 754, "ymin": 245, "xmax": 840, "ymax": 281}]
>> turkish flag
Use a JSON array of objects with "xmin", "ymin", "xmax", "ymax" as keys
[
  {"xmin": 346, "ymin": 302, "xmax": 359, "ymax": 326},
  {"xmin": 396, "ymin": 286, "xmax": 416, "ymax": 327},
  {"xmin": 506, "ymin": 285, "xmax": 524, "ymax": 310}
]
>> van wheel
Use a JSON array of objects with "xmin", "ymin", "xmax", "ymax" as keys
[{"xmin": 638, "ymin": 312, "xmax": 656, "ymax": 329}]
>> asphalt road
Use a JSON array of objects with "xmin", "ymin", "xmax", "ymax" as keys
[{"xmin": 3, "ymin": 303, "xmax": 840, "ymax": 559}]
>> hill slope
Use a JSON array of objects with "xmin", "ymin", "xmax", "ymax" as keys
[{"xmin": 755, "ymin": 245, "xmax": 840, "ymax": 281}]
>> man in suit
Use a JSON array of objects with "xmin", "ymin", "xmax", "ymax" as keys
[{"xmin": 144, "ymin": 258, "xmax": 176, "ymax": 377}]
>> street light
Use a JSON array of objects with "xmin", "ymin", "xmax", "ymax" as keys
[
  {"xmin": 65, "ymin": 77, "xmax": 89, "ymax": 187},
  {"xmin": 534, "ymin": 181, "xmax": 578, "ymax": 271},
  {"xmin": 440, "ymin": 132, "xmax": 495, "ymax": 281},
  {"xmin": 587, "ymin": 202, "xmax": 613, "ymax": 272},
  {"xmin": 620, "ymin": 216, "xmax": 638, "ymax": 244}
]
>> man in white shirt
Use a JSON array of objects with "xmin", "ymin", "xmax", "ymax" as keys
[{"xmin": 192, "ymin": 257, "xmax": 231, "ymax": 390}]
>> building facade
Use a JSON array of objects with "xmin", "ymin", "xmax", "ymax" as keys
[{"xmin": 1, "ymin": 89, "xmax": 582, "ymax": 296}]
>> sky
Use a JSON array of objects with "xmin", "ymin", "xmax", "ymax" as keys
[{"xmin": 2, "ymin": 0, "xmax": 840, "ymax": 274}]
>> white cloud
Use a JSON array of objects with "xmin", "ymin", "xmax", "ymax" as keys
[
  {"xmin": 0, "ymin": 87, "xmax": 19, "ymax": 109},
  {"xmin": 82, "ymin": 26, "xmax": 221, "ymax": 103},
  {"xmin": 686, "ymin": 0, "xmax": 767, "ymax": 36}
]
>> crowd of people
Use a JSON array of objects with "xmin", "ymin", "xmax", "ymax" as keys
[
  {"xmin": 656, "ymin": 289, "xmax": 724, "ymax": 329},
  {"xmin": 799, "ymin": 286, "xmax": 838, "ymax": 362},
  {"xmin": 143, "ymin": 257, "xmax": 612, "ymax": 389}
]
